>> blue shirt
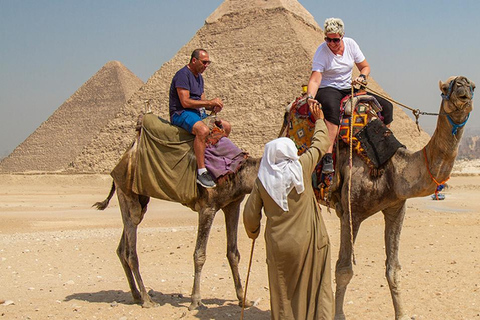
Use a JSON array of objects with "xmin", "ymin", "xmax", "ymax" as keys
[{"xmin": 169, "ymin": 65, "xmax": 204, "ymax": 119}]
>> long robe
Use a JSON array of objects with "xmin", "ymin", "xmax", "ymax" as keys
[{"xmin": 243, "ymin": 120, "xmax": 334, "ymax": 319}]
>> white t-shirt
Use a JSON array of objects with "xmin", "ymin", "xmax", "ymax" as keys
[{"xmin": 312, "ymin": 37, "xmax": 365, "ymax": 90}]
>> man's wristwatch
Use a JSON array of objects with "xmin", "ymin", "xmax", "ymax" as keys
[{"xmin": 306, "ymin": 94, "xmax": 314, "ymax": 100}]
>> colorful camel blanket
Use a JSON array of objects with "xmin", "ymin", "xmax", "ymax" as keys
[
  {"xmin": 132, "ymin": 113, "xmax": 246, "ymax": 207},
  {"xmin": 284, "ymin": 96, "xmax": 326, "ymax": 201},
  {"xmin": 339, "ymin": 94, "xmax": 404, "ymax": 169},
  {"xmin": 284, "ymin": 93, "xmax": 404, "ymax": 201}
]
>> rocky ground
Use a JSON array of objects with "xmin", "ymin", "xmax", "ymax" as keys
[{"xmin": 0, "ymin": 172, "xmax": 479, "ymax": 320}]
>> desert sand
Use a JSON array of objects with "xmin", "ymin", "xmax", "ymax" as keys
[{"xmin": 0, "ymin": 173, "xmax": 479, "ymax": 320}]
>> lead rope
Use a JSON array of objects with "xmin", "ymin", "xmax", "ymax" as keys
[
  {"xmin": 348, "ymin": 85, "xmax": 356, "ymax": 265},
  {"xmin": 360, "ymin": 84, "xmax": 441, "ymax": 130}
]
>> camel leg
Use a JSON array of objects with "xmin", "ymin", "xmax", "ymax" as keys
[
  {"xmin": 334, "ymin": 208, "xmax": 360, "ymax": 320},
  {"xmin": 117, "ymin": 230, "xmax": 141, "ymax": 303},
  {"xmin": 222, "ymin": 199, "xmax": 253, "ymax": 308},
  {"xmin": 189, "ymin": 207, "xmax": 216, "ymax": 310},
  {"xmin": 383, "ymin": 203, "xmax": 409, "ymax": 320},
  {"xmin": 116, "ymin": 188, "xmax": 156, "ymax": 308}
]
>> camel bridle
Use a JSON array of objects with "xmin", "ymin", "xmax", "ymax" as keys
[{"xmin": 441, "ymin": 77, "xmax": 474, "ymax": 136}]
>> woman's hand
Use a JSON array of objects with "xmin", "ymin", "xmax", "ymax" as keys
[{"xmin": 353, "ymin": 74, "xmax": 368, "ymax": 86}]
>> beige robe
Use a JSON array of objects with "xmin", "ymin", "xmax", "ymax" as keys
[{"xmin": 243, "ymin": 120, "xmax": 334, "ymax": 320}]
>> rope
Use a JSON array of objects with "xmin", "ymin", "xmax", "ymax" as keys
[
  {"xmin": 359, "ymin": 83, "xmax": 440, "ymax": 130},
  {"xmin": 240, "ymin": 238, "xmax": 256, "ymax": 320},
  {"xmin": 347, "ymin": 86, "xmax": 356, "ymax": 265},
  {"xmin": 422, "ymin": 147, "xmax": 449, "ymax": 199}
]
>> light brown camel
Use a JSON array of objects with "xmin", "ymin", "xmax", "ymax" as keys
[
  {"xmin": 329, "ymin": 76, "xmax": 475, "ymax": 320},
  {"xmin": 94, "ymin": 130, "xmax": 261, "ymax": 310}
]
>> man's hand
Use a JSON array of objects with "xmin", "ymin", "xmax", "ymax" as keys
[
  {"xmin": 309, "ymin": 101, "xmax": 324, "ymax": 121},
  {"xmin": 209, "ymin": 97, "xmax": 224, "ymax": 113}
]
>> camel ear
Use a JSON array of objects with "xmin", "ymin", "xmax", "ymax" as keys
[{"xmin": 439, "ymin": 80, "xmax": 448, "ymax": 95}]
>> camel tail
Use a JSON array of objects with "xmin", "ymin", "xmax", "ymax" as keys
[{"xmin": 93, "ymin": 181, "xmax": 116, "ymax": 210}]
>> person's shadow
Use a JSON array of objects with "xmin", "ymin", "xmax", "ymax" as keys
[{"xmin": 64, "ymin": 289, "xmax": 270, "ymax": 319}]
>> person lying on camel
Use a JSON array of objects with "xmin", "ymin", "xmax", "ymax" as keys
[{"xmin": 169, "ymin": 48, "xmax": 231, "ymax": 188}]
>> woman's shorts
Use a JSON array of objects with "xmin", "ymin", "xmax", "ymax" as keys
[{"xmin": 315, "ymin": 87, "xmax": 393, "ymax": 126}]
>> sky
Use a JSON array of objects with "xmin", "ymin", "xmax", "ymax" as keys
[{"xmin": 1, "ymin": 0, "xmax": 479, "ymax": 157}]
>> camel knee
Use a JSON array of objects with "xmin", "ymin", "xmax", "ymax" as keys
[
  {"xmin": 335, "ymin": 266, "xmax": 354, "ymax": 287},
  {"xmin": 226, "ymin": 249, "xmax": 240, "ymax": 266},
  {"xmin": 385, "ymin": 263, "xmax": 402, "ymax": 289},
  {"xmin": 193, "ymin": 251, "xmax": 207, "ymax": 268}
]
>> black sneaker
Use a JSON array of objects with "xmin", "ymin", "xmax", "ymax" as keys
[
  {"xmin": 322, "ymin": 153, "xmax": 334, "ymax": 174},
  {"xmin": 197, "ymin": 171, "xmax": 216, "ymax": 188}
]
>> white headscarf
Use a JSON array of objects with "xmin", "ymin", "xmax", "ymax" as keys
[{"xmin": 258, "ymin": 137, "xmax": 304, "ymax": 211}]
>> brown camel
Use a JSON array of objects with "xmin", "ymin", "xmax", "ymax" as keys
[
  {"xmin": 329, "ymin": 76, "xmax": 475, "ymax": 320},
  {"xmin": 94, "ymin": 130, "xmax": 261, "ymax": 310},
  {"xmin": 95, "ymin": 76, "xmax": 473, "ymax": 317}
]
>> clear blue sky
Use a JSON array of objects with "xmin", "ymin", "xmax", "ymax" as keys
[{"xmin": 1, "ymin": 0, "xmax": 479, "ymax": 157}]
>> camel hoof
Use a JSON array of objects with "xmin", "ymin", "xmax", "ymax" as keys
[
  {"xmin": 334, "ymin": 314, "xmax": 346, "ymax": 320},
  {"xmin": 188, "ymin": 301, "xmax": 207, "ymax": 311},
  {"xmin": 239, "ymin": 299, "xmax": 255, "ymax": 308},
  {"xmin": 141, "ymin": 300, "xmax": 158, "ymax": 308}
]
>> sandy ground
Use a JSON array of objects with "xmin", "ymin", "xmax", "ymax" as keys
[{"xmin": 0, "ymin": 173, "xmax": 479, "ymax": 320}]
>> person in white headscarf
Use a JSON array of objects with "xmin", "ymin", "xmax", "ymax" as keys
[{"xmin": 243, "ymin": 103, "xmax": 334, "ymax": 320}]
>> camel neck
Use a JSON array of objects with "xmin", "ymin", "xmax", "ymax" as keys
[{"xmin": 423, "ymin": 111, "xmax": 464, "ymax": 182}]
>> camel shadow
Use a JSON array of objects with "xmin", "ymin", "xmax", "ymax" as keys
[{"xmin": 64, "ymin": 289, "xmax": 270, "ymax": 319}]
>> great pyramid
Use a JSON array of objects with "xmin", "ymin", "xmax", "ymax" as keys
[
  {"xmin": 74, "ymin": 0, "xmax": 430, "ymax": 173},
  {"xmin": 0, "ymin": 61, "xmax": 144, "ymax": 173}
]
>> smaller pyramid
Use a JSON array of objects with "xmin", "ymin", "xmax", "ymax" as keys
[{"xmin": 0, "ymin": 61, "xmax": 144, "ymax": 172}]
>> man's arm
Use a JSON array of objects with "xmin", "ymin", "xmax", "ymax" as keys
[
  {"xmin": 243, "ymin": 181, "xmax": 264, "ymax": 240},
  {"xmin": 177, "ymin": 88, "xmax": 223, "ymax": 112}
]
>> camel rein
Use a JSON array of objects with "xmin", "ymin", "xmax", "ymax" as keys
[{"xmin": 346, "ymin": 85, "xmax": 356, "ymax": 265}]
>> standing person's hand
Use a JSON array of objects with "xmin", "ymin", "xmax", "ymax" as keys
[
  {"xmin": 306, "ymin": 95, "xmax": 319, "ymax": 109},
  {"xmin": 309, "ymin": 102, "xmax": 324, "ymax": 121}
]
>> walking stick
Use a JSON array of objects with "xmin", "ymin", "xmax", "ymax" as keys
[{"xmin": 240, "ymin": 238, "xmax": 256, "ymax": 320}]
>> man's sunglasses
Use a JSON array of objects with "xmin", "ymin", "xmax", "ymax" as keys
[
  {"xmin": 198, "ymin": 59, "xmax": 211, "ymax": 66},
  {"xmin": 325, "ymin": 37, "xmax": 341, "ymax": 43}
]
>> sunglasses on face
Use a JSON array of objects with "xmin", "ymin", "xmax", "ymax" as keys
[
  {"xmin": 325, "ymin": 37, "xmax": 341, "ymax": 43},
  {"xmin": 198, "ymin": 59, "xmax": 211, "ymax": 66}
]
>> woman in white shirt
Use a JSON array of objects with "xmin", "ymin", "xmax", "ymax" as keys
[{"xmin": 306, "ymin": 17, "xmax": 393, "ymax": 174}]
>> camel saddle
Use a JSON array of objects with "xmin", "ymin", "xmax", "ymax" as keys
[
  {"xmin": 284, "ymin": 93, "xmax": 404, "ymax": 201},
  {"xmin": 338, "ymin": 93, "xmax": 404, "ymax": 169},
  {"xmin": 131, "ymin": 113, "xmax": 247, "ymax": 207}
]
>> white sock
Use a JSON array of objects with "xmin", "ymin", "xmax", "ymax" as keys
[{"xmin": 198, "ymin": 168, "xmax": 207, "ymax": 175}]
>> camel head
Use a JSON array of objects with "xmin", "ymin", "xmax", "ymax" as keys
[{"xmin": 439, "ymin": 76, "xmax": 475, "ymax": 122}]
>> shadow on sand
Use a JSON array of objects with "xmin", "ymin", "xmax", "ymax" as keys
[{"xmin": 64, "ymin": 289, "xmax": 270, "ymax": 319}]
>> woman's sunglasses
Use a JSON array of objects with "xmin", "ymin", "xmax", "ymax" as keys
[{"xmin": 325, "ymin": 37, "xmax": 341, "ymax": 43}]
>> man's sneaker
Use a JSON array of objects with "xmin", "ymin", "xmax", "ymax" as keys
[
  {"xmin": 322, "ymin": 153, "xmax": 334, "ymax": 174},
  {"xmin": 197, "ymin": 171, "xmax": 216, "ymax": 188}
]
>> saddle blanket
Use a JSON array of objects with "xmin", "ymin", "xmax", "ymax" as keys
[
  {"xmin": 132, "ymin": 113, "xmax": 246, "ymax": 207},
  {"xmin": 284, "ymin": 93, "xmax": 404, "ymax": 201}
]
